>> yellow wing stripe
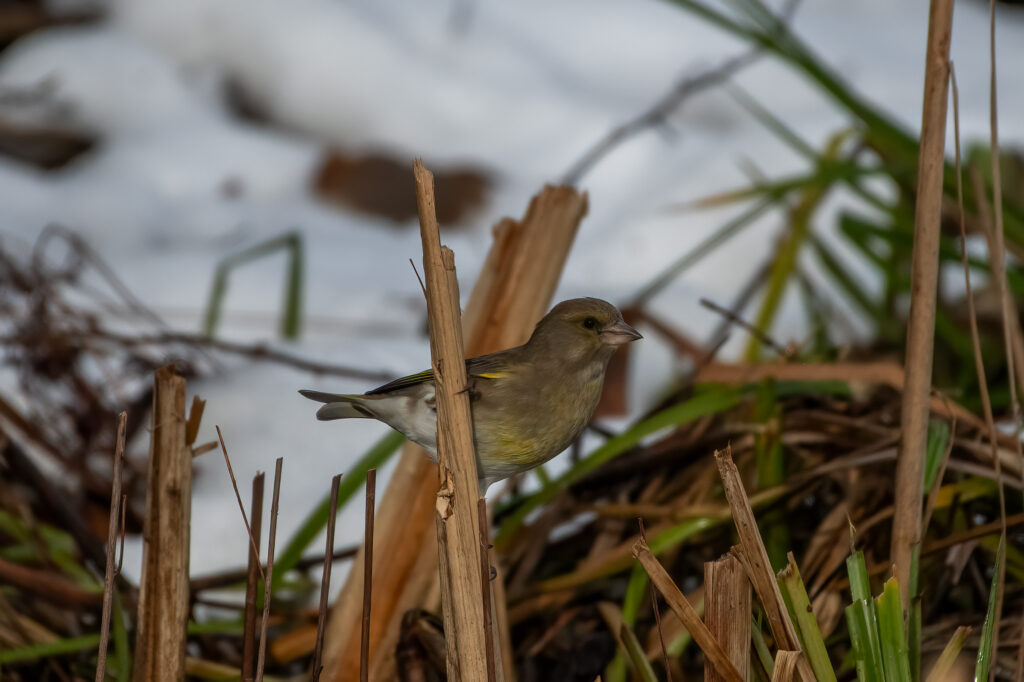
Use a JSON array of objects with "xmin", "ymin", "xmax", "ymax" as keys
[{"xmin": 475, "ymin": 372, "xmax": 507, "ymax": 379}]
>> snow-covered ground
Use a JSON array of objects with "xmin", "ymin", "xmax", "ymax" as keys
[{"xmin": 0, "ymin": 0, "xmax": 1022, "ymax": 582}]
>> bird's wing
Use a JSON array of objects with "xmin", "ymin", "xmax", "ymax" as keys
[{"xmin": 364, "ymin": 352, "xmax": 513, "ymax": 396}]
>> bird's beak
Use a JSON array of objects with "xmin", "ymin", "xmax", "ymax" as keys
[{"xmin": 600, "ymin": 319, "xmax": 643, "ymax": 346}]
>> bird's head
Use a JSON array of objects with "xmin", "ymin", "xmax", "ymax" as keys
[{"xmin": 528, "ymin": 298, "xmax": 642, "ymax": 362}]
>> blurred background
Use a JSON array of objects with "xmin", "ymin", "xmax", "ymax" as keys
[{"xmin": 2, "ymin": 0, "xmax": 1024, "ymax": 678}]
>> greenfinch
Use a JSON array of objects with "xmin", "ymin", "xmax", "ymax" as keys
[{"xmin": 300, "ymin": 298, "xmax": 641, "ymax": 493}]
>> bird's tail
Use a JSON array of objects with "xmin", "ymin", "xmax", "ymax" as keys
[{"xmin": 298, "ymin": 390, "xmax": 376, "ymax": 421}]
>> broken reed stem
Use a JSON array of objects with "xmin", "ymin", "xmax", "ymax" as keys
[
  {"xmin": 360, "ymin": 469, "xmax": 376, "ymax": 682},
  {"xmin": 414, "ymin": 158, "xmax": 489, "ymax": 681},
  {"xmin": 243, "ymin": 473, "xmax": 266, "ymax": 682},
  {"xmin": 891, "ymin": 0, "xmax": 953, "ymax": 607},
  {"xmin": 256, "ymin": 457, "xmax": 283, "ymax": 682},
  {"xmin": 638, "ymin": 518, "xmax": 673, "ymax": 682},
  {"xmin": 631, "ymin": 538, "xmax": 743, "ymax": 682},
  {"xmin": 312, "ymin": 473, "xmax": 342, "ymax": 682},
  {"xmin": 713, "ymin": 446, "xmax": 813, "ymax": 682},
  {"xmin": 478, "ymin": 498, "xmax": 497, "ymax": 682},
  {"xmin": 771, "ymin": 651, "xmax": 802, "ymax": 682},
  {"xmin": 217, "ymin": 425, "xmax": 266, "ymax": 584},
  {"xmin": 94, "ymin": 411, "xmax": 126, "ymax": 682},
  {"xmin": 132, "ymin": 366, "xmax": 191, "ymax": 682},
  {"xmin": 705, "ymin": 553, "xmax": 751, "ymax": 682},
  {"xmin": 952, "ymin": 63, "xmax": 1007, "ymax": 677},
  {"xmin": 117, "ymin": 494, "xmax": 126, "ymax": 575}
]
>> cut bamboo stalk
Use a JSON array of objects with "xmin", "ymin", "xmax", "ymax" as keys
[
  {"xmin": 705, "ymin": 554, "xmax": 751, "ymax": 682},
  {"xmin": 243, "ymin": 473, "xmax": 265, "ymax": 682},
  {"xmin": 713, "ymin": 446, "xmax": 813, "ymax": 682},
  {"xmin": 414, "ymin": 159, "xmax": 489, "ymax": 681},
  {"xmin": 94, "ymin": 411, "xmax": 126, "ymax": 682},
  {"xmin": 632, "ymin": 538, "xmax": 743, "ymax": 682},
  {"xmin": 891, "ymin": 0, "xmax": 954, "ymax": 607},
  {"xmin": 132, "ymin": 366, "xmax": 191, "ymax": 682},
  {"xmin": 323, "ymin": 184, "xmax": 587, "ymax": 682}
]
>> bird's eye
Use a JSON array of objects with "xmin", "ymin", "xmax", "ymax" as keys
[{"xmin": 582, "ymin": 317, "xmax": 598, "ymax": 330}]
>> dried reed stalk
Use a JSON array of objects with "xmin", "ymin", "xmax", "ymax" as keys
[
  {"xmin": 94, "ymin": 410, "xmax": 126, "ymax": 682},
  {"xmin": 479, "ymin": 498, "xmax": 498, "ymax": 682},
  {"xmin": 360, "ymin": 469, "xmax": 376, "ymax": 682},
  {"xmin": 891, "ymin": 0, "xmax": 953, "ymax": 605},
  {"xmin": 704, "ymin": 554, "xmax": 751, "ymax": 682},
  {"xmin": 132, "ymin": 366, "xmax": 192, "ymax": 682},
  {"xmin": 323, "ymin": 184, "xmax": 586, "ymax": 682},
  {"xmin": 312, "ymin": 474, "xmax": 341, "ymax": 682},
  {"xmin": 243, "ymin": 473, "xmax": 265, "ymax": 682},
  {"xmin": 414, "ymin": 159, "xmax": 490, "ymax": 680},
  {"xmin": 713, "ymin": 445, "xmax": 813, "ymax": 682},
  {"xmin": 632, "ymin": 538, "xmax": 743, "ymax": 682},
  {"xmin": 256, "ymin": 457, "xmax": 283, "ymax": 682},
  {"xmin": 771, "ymin": 650, "xmax": 802, "ymax": 682}
]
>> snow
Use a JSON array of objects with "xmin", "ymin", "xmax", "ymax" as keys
[{"xmin": 1, "ymin": 0, "xmax": 1022, "ymax": 584}]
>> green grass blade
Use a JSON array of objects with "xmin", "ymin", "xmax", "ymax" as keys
[
  {"xmin": 777, "ymin": 554, "xmax": 837, "ymax": 682},
  {"xmin": 273, "ymin": 430, "xmax": 404, "ymax": 587},
  {"xmin": 876, "ymin": 577, "xmax": 911, "ymax": 682},
  {"xmin": 0, "ymin": 633, "xmax": 101, "ymax": 664},
  {"xmin": 496, "ymin": 387, "xmax": 742, "ymax": 544},
  {"xmin": 924, "ymin": 420, "xmax": 951, "ymax": 491},
  {"xmin": 619, "ymin": 623, "xmax": 660, "ymax": 682},
  {"xmin": 845, "ymin": 600, "xmax": 883, "ymax": 682},
  {"xmin": 606, "ymin": 564, "xmax": 650, "ymax": 682},
  {"xmin": 846, "ymin": 550, "xmax": 872, "ymax": 603},
  {"xmin": 975, "ymin": 536, "xmax": 1005, "ymax": 682},
  {"xmin": 925, "ymin": 626, "xmax": 970, "ymax": 682},
  {"xmin": 752, "ymin": 618, "xmax": 775, "ymax": 678},
  {"xmin": 203, "ymin": 231, "xmax": 305, "ymax": 340},
  {"xmin": 743, "ymin": 135, "xmax": 847, "ymax": 361},
  {"xmin": 632, "ymin": 197, "xmax": 774, "ymax": 306}
]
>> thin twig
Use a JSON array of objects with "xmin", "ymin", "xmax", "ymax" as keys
[
  {"xmin": 312, "ymin": 473, "xmax": 342, "ymax": 682},
  {"xmin": 638, "ymin": 518, "xmax": 673, "ymax": 682},
  {"xmin": 116, "ymin": 493, "xmax": 126, "ymax": 576},
  {"xmin": 700, "ymin": 297, "xmax": 788, "ymax": 356},
  {"xmin": 409, "ymin": 258, "xmax": 428, "ymax": 299},
  {"xmin": 562, "ymin": 50, "xmax": 760, "ymax": 185},
  {"xmin": 216, "ymin": 426, "xmax": 266, "ymax": 583},
  {"xmin": 479, "ymin": 497, "xmax": 497, "ymax": 682},
  {"xmin": 952, "ymin": 63, "xmax": 1006, "ymax": 670},
  {"xmin": 560, "ymin": 1, "xmax": 800, "ymax": 185},
  {"xmin": 256, "ymin": 457, "xmax": 283, "ymax": 682},
  {"xmin": 190, "ymin": 545, "xmax": 358, "ymax": 593},
  {"xmin": 88, "ymin": 328, "xmax": 391, "ymax": 381},
  {"xmin": 94, "ymin": 411, "xmax": 126, "ymax": 682},
  {"xmin": 242, "ymin": 473, "xmax": 265, "ymax": 682},
  {"xmin": 360, "ymin": 469, "xmax": 377, "ymax": 682}
]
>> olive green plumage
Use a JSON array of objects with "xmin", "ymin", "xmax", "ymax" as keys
[{"xmin": 300, "ymin": 298, "xmax": 641, "ymax": 493}]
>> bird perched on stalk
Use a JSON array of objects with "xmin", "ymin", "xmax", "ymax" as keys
[{"xmin": 300, "ymin": 298, "xmax": 641, "ymax": 493}]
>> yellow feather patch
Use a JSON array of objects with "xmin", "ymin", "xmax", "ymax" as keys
[{"xmin": 475, "ymin": 372, "xmax": 507, "ymax": 379}]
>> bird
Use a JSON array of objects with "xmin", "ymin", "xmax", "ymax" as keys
[{"xmin": 299, "ymin": 298, "xmax": 641, "ymax": 494}]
